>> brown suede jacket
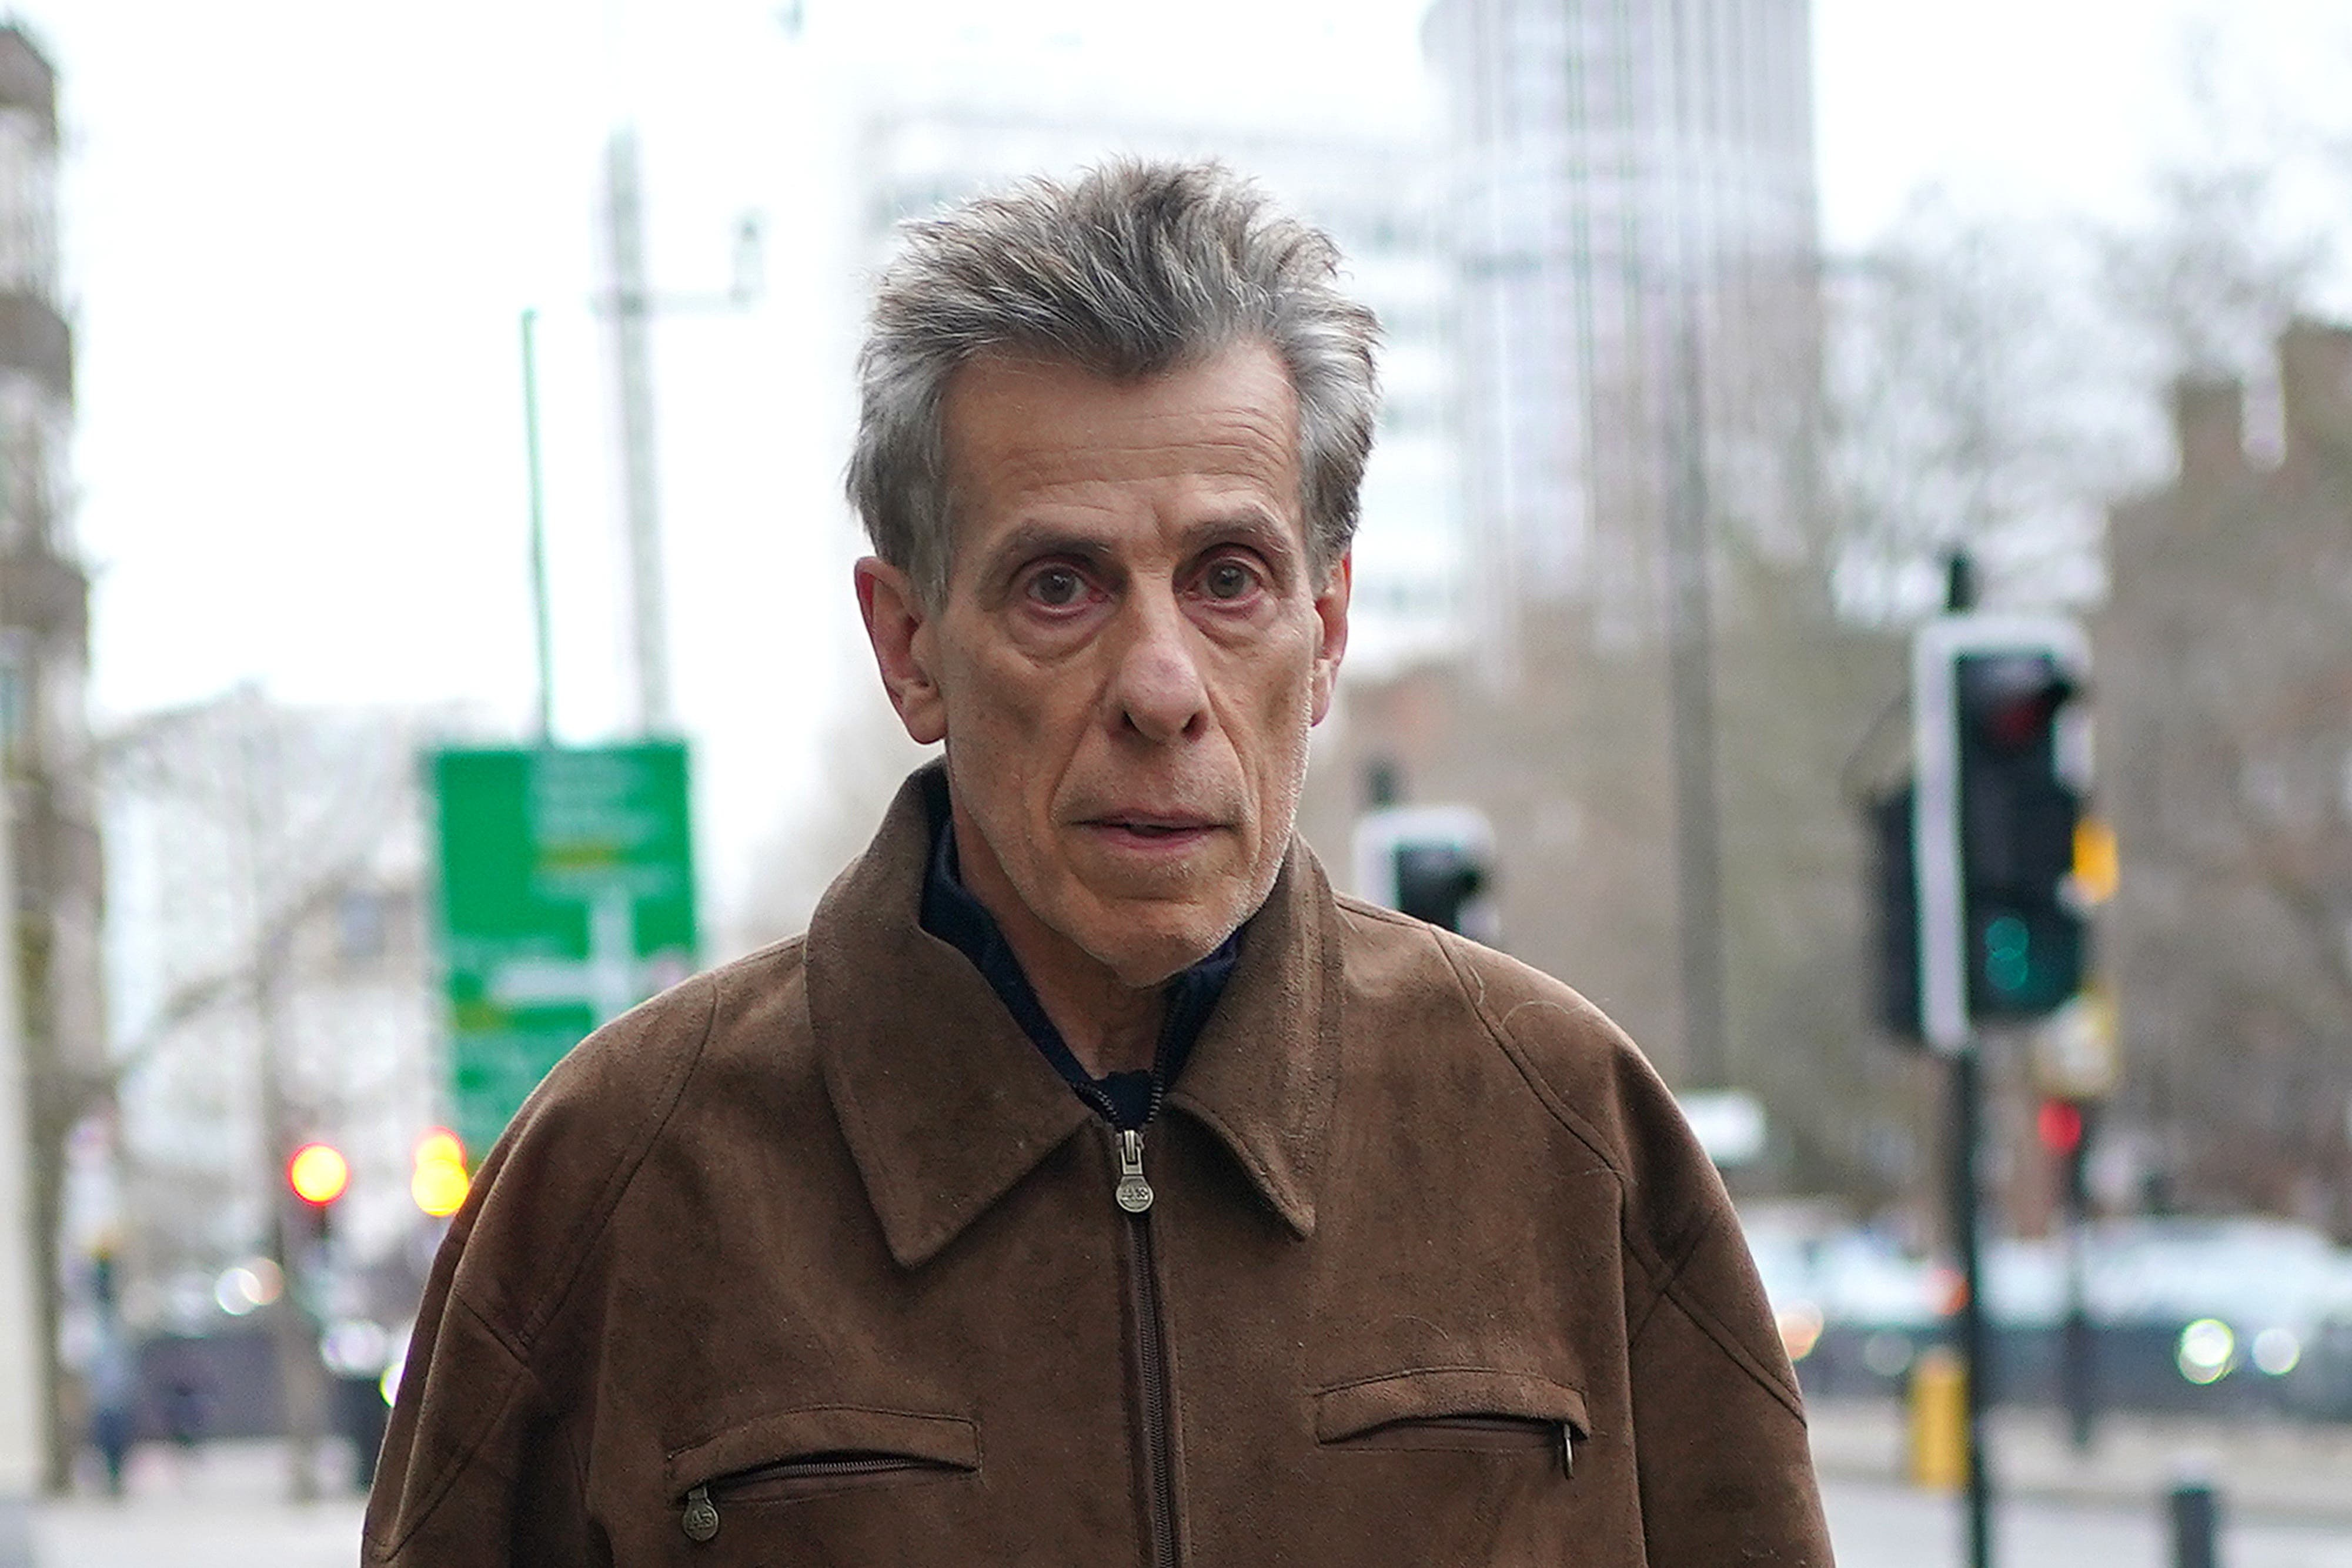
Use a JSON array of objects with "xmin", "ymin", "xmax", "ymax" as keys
[{"xmin": 365, "ymin": 768, "xmax": 1833, "ymax": 1566}]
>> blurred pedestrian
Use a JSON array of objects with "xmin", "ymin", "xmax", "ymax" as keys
[
  {"xmin": 85, "ymin": 1326, "xmax": 138, "ymax": 1497},
  {"xmin": 163, "ymin": 1368, "xmax": 208, "ymax": 1461}
]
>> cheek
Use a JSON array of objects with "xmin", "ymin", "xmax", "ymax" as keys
[{"xmin": 944, "ymin": 648, "xmax": 1094, "ymax": 827}]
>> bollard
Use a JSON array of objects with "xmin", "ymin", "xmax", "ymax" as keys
[
  {"xmin": 2168, "ymin": 1475, "xmax": 2220, "ymax": 1568},
  {"xmin": 1907, "ymin": 1345, "xmax": 1968, "ymax": 1491}
]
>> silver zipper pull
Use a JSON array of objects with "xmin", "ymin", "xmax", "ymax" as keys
[
  {"xmin": 682, "ymin": 1483, "xmax": 720, "ymax": 1542},
  {"xmin": 1115, "ymin": 1128, "xmax": 1154, "ymax": 1213},
  {"xmin": 1560, "ymin": 1425, "xmax": 1575, "ymax": 1478}
]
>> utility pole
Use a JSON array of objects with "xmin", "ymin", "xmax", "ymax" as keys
[
  {"xmin": 0, "ymin": 787, "xmax": 42, "ymax": 1566},
  {"xmin": 521, "ymin": 309, "xmax": 556, "ymax": 743},
  {"xmin": 1662, "ymin": 283, "xmax": 1728, "ymax": 1089},
  {"xmin": 238, "ymin": 701, "xmax": 325, "ymax": 1503},
  {"xmin": 596, "ymin": 125, "xmax": 763, "ymax": 740},
  {"xmin": 603, "ymin": 125, "xmax": 674, "ymax": 738}
]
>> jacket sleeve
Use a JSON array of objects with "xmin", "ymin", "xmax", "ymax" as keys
[
  {"xmin": 1625, "ymin": 1200, "xmax": 1835, "ymax": 1565},
  {"xmin": 362, "ymin": 1170, "xmax": 609, "ymax": 1567},
  {"xmin": 363, "ymin": 1292, "xmax": 603, "ymax": 1566}
]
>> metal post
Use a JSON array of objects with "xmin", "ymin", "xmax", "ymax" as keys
[
  {"xmin": 1662, "ymin": 283, "xmax": 1728, "ymax": 1089},
  {"xmin": 520, "ymin": 309, "xmax": 555, "ymax": 743},
  {"xmin": 1929, "ymin": 553, "xmax": 1993, "ymax": 1568},
  {"xmin": 2168, "ymin": 1476, "xmax": 2219, "ymax": 1568},
  {"xmin": 2061, "ymin": 1201, "xmax": 2095, "ymax": 1452},
  {"xmin": 1952, "ymin": 1042, "xmax": 1994, "ymax": 1568},
  {"xmin": 0, "ymin": 787, "xmax": 42, "ymax": 1562},
  {"xmin": 239, "ymin": 704, "xmax": 323, "ymax": 1502},
  {"xmin": 603, "ymin": 126, "xmax": 674, "ymax": 737}
]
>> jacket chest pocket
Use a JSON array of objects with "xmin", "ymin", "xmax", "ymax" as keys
[
  {"xmin": 1315, "ymin": 1368, "xmax": 1588, "ymax": 1475},
  {"xmin": 666, "ymin": 1406, "xmax": 979, "ymax": 1547}
]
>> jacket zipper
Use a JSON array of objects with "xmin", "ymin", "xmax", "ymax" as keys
[
  {"xmin": 679, "ymin": 1455, "xmax": 939, "ymax": 1543},
  {"xmin": 1086, "ymin": 1082, "xmax": 1180, "ymax": 1568}
]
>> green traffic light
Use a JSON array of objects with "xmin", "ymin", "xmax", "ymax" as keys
[{"xmin": 1985, "ymin": 914, "xmax": 2032, "ymax": 992}]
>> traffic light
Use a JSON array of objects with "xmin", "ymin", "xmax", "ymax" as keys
[
  {"xmin": 1393, "ymin": 842, "xmax": 1488, "ymax": 931},
  {"xmin": 2036, "ymin": 1097, "xmax": 2094, "ymax": 1213},
  {"xmin": 1907, "ymin": 614, "xmax": 2094, "ymax": 1050},
  {"xmin": 288, "ymin": 1140, "xmax": 349, "ymax": 1244},
  {"xmin": 1867, "ymin": 784, "xmax": 1921, "ymax": 1038},
  {"xmin": 1351, "ymin": 805, "xmax": 1498, "ymax": 939},
  {"xmin": 411, "ymin": 1128, "xmax": 470, "ymax": 1219},
  {"xmin": 1954, "ymin": 652, "xmax": 2086, "ymax": 1020}
]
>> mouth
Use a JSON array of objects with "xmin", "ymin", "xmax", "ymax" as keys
[{"xmin": 1078, "ymin": 812, "xmax": 1226, "ymax": 850}]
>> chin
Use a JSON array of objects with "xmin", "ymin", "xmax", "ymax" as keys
[{"xmin": 1087, "ymin": 907, "xmax": 1242, "ymax": 989}]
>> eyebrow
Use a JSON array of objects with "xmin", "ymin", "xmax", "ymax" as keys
[{"xmin": 973, "ymin": 511, "xmax": 1301, "ymax": 590}]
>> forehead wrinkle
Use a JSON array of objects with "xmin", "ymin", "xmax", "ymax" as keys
[
  {"xmin": 978, "ymin": 412, "xmax": 1295, "ymax": 493},
  {"xmin": 940, "ymin": 342, "xmax": 1307, "ymax": 589}
]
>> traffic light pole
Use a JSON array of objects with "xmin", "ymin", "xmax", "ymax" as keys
[
  {"xmin": 1911, "ymin": 602, "xmax": 1996, "ymax": 1568},
  {"xmin": 1949, "ymin": 1041, "xmax": 1993, "ymax": 1568},
  {"xmin": 1913, "ymin": 599, "xmax": 2094, "ymax": 1568}
]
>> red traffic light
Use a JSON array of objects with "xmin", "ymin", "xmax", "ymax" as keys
[
  {"xmin": 288, "ymin": 1142, "xmax": 350, "ymax": 1206},
  {"xmin": 2036, "ymin": 1099, "xmax": 2084, "ymax": 1155},
  {"xmin": 1959, "ymin": 654, "xmax": 2077, "ymax": 754}
]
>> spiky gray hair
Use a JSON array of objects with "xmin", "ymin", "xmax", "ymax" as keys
[{"xmin": 847, "ymin": 159, "xmax": 1381, "ymax": 607}]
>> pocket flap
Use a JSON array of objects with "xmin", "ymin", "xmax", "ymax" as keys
[
  {"xmin": 1314, "ymin": 1368, "xmax": 1589, "ymax": 1445},
  {"xmin": 667, "ymin": 1406, "xmax": 980, "ymax": 1496}
]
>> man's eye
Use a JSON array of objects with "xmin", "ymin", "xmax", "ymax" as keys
[
  {"xmin": 1026, "ymin": 566, "xmax": 1087, "ymax": 607},
  {"xmin": 1201, "ymin": 560, "xmax": 1259, "ymax": 600}
]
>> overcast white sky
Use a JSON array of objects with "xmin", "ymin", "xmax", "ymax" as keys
[{"xmin": 21, "ymin": 0, "xmax": 2352, "ymax": 930}]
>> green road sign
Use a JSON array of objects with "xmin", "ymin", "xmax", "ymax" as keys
[{"xmin": 429, "ymin": 743, "xmax": 698, "ymax": 1158}]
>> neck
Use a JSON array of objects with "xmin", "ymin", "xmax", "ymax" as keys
[
  {"xmin": 950, "ymin": 807, "xmax": 1167, "ymax": 1079},
  {"xmin": 1037, "ymin": 971, "xmax": 1165, "ymax": 1080}
]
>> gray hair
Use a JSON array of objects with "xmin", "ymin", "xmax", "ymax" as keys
[{"xmin": 847, "ymin": 159, "xmax": 1381, "ymax": 607}]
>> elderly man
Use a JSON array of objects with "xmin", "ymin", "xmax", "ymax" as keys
[{"xmin": 365, "ymin": 162, "xmax": 1831, "ymax": 1566}]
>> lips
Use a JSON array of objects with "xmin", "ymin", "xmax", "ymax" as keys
[
  {"xmin": 1093, "ymin": 814, "xmax": 1217, "ymax": 835},
  {"xmin": 1073, "ymin": 809, "xmax": 1229, "ymax": 854}
]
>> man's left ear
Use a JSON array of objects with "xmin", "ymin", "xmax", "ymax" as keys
[{"xmin": 1309, "ymin": 550, "xmax": 1351, "ymax": 726}]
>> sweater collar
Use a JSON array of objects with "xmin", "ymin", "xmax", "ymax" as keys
[{"xmin": 807, "ymin": 761, "xmax": 1342, "ymax": 1268}]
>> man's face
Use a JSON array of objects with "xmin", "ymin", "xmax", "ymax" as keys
[{"xmin": 857, "ymin": 342, "xmax": 1350, "ymax": 994}]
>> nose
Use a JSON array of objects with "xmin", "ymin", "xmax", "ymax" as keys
[{"xmin": 1107, "ymin": 591, "xmax": 1210, "ymax": 745}]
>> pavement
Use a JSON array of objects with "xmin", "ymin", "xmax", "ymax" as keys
[
  {"xmin": 20, "ymin": 1406, "xmax": 2352, "ymax": 1566},
  {"xmin": 32, "ymin": 1438, "xmax": 365, "ymax": 1568},
  {"xmin": 1806, "ymin": 1395, "xmax": 2352, "ymax": 1525},
  {"xmin": 1822, "ymin": 1475, "xmax": 2352, "ymax": 1568}
]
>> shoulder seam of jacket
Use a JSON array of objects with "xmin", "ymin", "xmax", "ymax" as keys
[
  {"xmin": 365, "ymin": 1290, "xmax": 533, "ymax": 1562},
  {"xmin": 1633, "ymin": 1207, "xmax": 1808, "ymax": 1420},
  {"xmin": 381, "ymin": 971, "xmax": 729, "ymax": 1557},
  {"xmin": 513, "ymin": 967, "xmax": 729, "ymax": 1350},
  {"xmin": 1424, "ymin": 926, "xmax": 1787, "ymax": 1404},
  {"xmin": 1423, "ymin": 927, "xmax": 1642, "ymax": 1203}
]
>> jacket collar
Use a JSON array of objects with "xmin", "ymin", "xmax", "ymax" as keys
[{"xmin": 807, "ymin": 763, "xmax": 1342, "ymax": 1268}]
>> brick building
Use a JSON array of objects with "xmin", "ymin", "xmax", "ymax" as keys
[{"xmin": 2096, "ymin": 320, "xmax": 2352, "ymax": 1236}]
